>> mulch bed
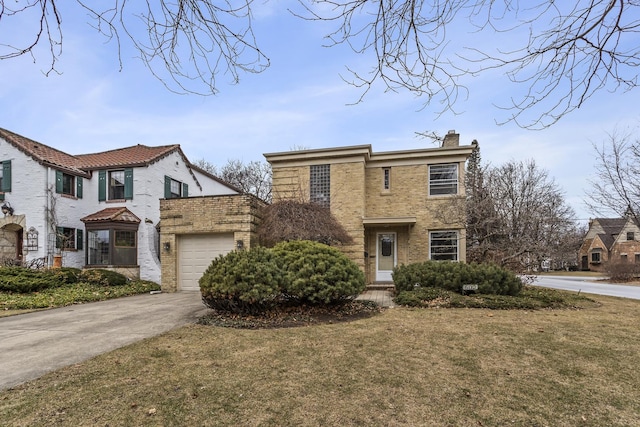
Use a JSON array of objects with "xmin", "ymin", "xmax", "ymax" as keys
[{"xmin": 197, "ymin": 300, "xmax": 383, "ymax": 329}]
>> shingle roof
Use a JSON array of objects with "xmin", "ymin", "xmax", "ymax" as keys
[
  {"xmin": 0, "ymin": 128, "xmax": 88, "ymax": 177},
  {"xmin": 593, "ymin": 218, "xmax": 629, "ymax": 250},
  {"xmin": 76, "ymin": 144, "xmax": 181, "ymax": 169},
  {"xmin": 81, "ymin": 207, "xmax": 141, "ymax": 223}
]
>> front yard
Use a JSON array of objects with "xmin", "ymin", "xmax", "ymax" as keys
[{"xmin": 1, "ymin": 293, "xmax": 639, "ymax": 426}]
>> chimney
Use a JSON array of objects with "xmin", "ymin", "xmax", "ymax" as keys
[{"xmin": 442, "ymin": 130, "xmax": 459, "ymax": 147}]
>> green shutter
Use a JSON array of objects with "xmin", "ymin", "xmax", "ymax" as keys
[
  {"xmin": 55, "ymin": 170, "xmax": 63, "ymax": 193},
  {"xmin": 2, "ymin": 160, "xmax": 11, "ymax": 192},
  {"xmin": 55, "ymin": 227, "xmax": 63, "ymax": 249},
  {"xmin": 164, "ymin": 175, "xmax": 171, "ymax": 198},
  {"xmin": 76, "ymin": 229, "xmax": 83, "ymax": 250},
  {"xmin": 98, "ymin": 170, "xmax": 106, "ymax": 201},
  {"xmin": 124, "ymin": 168, "xmax": 133, "ymax": 200},
  {"xmin": 76, "ymin": 177, "xmax": 83, "ymax": 199},
  {"xmin": 182, "ymin": 183, "xmax": 188, "ymax": 197}
]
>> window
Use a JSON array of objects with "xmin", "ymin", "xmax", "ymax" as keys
[
  {"xmin": 591, "ymin": 252, "xmax": 601, "ymax": 263},
  {"xmin": 164, "ymin": 176, "xmax": 189, "ymax": 198},
  {"xmin": 383, "ymin": 168, "xmax": 391, "ymax": 191},
  {"xmin": 98, "ymin": 168, "xmax": 133, "ymax": 201},
  {"xmin": 430, "ymin": 231, "xmax": 458, "ymax": 261},
  {"xmin": 627, "ymin": 232, "xmax": 635, "ymax": 241},
  {"xmin": 55, "ymin": 227, "xmax": 83, "ymax": 250},
  {"xmin": 0, "ymin": 160, "xmax": 11, "ymax": 201},
  {"xmin": 635, "ymin": 254, "xmax": 640, "ymax": 263},
  {"xmin": 55, "ymin": 171, "xmax": 83, "ymax": 198},
  {"xmin": 310, "ymin": 164, "xmax": 330, "ymax": 208},
  {"xmin": 109, "ymin": 170, "xmax": 125, "ymax": 199},
  {"xmin": 429, "ymin": 164, "xmax": 458, "ymax": 195},
  {"xmin": 87, "ymin": 228, "xmax": 137, "ymax": 266},
  {"xmin": 621, "ymin": 254, "xmax": 628, "ymax": 261}
]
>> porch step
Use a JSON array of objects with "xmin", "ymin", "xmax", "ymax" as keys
[{"xmin": 366, "ymin": 282, "xmax": 395, "ymax": 291}]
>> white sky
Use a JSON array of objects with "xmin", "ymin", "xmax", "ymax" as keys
[{"xmin": 2, "ymin": 2, "xmax": 639, "ymax": 223}]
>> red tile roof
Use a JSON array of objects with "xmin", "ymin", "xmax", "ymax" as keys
[
  {"xmin": 76, "ymin": 144, "xmax": 181, "ymax": 169},
  {"xmin": 81, "ymin": 207, "xmax": 141, "ymax": 223},
  {"xmin": 0, "ymin": 128, "xmax": 88, "ymax": 176}
]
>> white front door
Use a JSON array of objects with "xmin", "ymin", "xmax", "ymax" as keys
[{"xmin": 376, "ymin": 232, "xmax": 396, "ymax": 282}]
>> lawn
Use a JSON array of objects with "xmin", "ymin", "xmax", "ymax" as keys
[{"xmin": 1, "ymin": 293, "xmax": 639, "ymax": 426}]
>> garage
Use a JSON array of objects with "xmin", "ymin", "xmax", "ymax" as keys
[{"xmin": 177, "ymin": 233, "xmax": 235, "ymax": 291}]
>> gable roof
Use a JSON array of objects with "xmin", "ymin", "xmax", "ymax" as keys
[
  {"xmin": 81, "ymin": 207, "xmax": 141, "ymax": 224},
  {"xmin": 0, "ymin": 128, "xmax": 89, "ymax": 177},
  {"xmin": 76, "ymin": 144, "xmax": 181, "ymax": 169},
  {"xmin": 590, "ymin": 218, "xmax": 632, "ymax": 250}
]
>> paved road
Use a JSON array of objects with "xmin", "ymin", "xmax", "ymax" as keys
[
  {"xmin": 532, "ymin": 275, "xmax": 640, "ymax": 300},
  {"xmin": 0, "ymin": 291, "xmax": 208, "ymax": 391}
]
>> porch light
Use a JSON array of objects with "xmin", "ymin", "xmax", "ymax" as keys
[
  {"xmin": 236, "ymin": 240, "xmax": 244, "ymax": 250},
  {"xmin": 163, "ymin": 241, "xmax": 171, "ymax": 252},
  {"xmin": 1, "ymin": 202, "xmax": 14, "ymax": 216}
]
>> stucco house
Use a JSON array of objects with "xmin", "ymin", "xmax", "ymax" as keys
[
  {"xmin": 264, "ymin": 131, "xmax": 476, "ymax": 285},
  {"xmin": 0, "ymin": 128, "xmax": 238, "ymax": 282},
  {"xmin": 579, "ymin": 217, "xmax": 640, "ymax": 271}
]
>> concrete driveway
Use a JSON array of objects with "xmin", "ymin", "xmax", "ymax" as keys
[{"xmin": 0, "ymin": 291, "xmax": 208, "ymax": 391}]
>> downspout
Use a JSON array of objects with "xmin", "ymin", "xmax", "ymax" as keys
[{"xmin": 44, "ymin": 167, "xmax": 50, "ymax": 266}]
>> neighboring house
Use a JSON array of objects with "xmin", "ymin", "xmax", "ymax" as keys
[
  {"xmin": 0, "ymin": 128, "xmax": 238, "ymax": 282},
  {"xmin": 579, "ymin": 217, "xmax": 640, "ymax": 271},
  {"xmin": 264, "ymin": 131, "xmax": 475, "ymax": 284}
]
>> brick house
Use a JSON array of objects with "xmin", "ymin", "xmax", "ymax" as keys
[
  {"xmin": 578, "ymin": 217, "xmax": 640, "ymax": 271},
  {"xmin": 264, "ymin": 131, "xmax": 476, "ymax": 284},
  {"xmin": 0, "ymin": 128, "xmax": 238, "ymax": 282}
]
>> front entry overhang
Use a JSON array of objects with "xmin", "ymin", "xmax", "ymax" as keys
[{"xmin": 362, "ymin": 217, "xmax": 416, "ymax": 227}]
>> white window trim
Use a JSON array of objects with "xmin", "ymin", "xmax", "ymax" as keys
[{"xmin": 429, "ymin": 230, "xmax": 459, "ymax": 261}]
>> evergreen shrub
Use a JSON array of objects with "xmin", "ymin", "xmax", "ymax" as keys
[
  {"xmin": 199, "ymin": 247, "xmax": 284, "ymax": 313},
  {"xmin": 393, "ymin": 261, "xmax": 522, "ymax": 296},
  {"xmin": 79, "ymin": 269, "xmax": 128, "ymax": 286},
  {"xmin": 273, "ymin": 240, "xmax": 365, "ymax": 304},
  {"xmin": 0, "ymin": 267, "xmax": 70, "ymax": 293}
]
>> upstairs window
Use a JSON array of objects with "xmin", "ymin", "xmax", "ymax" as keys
[
  {"xmin": 55, "ymin": 171, "xmax": 83, "ymax": 198},
  {"xmin": 310, "ymin": 164, "xmax": 330, "ymax": 208},
  {"xmin": 164, "ymin": 176, "xmax": 189, "ymax": 198},
  {"xmin": 98, "ymin": 169, "xmax": 133, "ymax": 201},
  {"xmin": 383, "ymin": 168, "xmax": 391, "ymax": 191},
  {"xmin": 429, "ymin": 164, "xmax": 458, "ymax": 195},
  {"xmin": 627, "ymin": 232, "xmax": 635, "ymax": 241}
]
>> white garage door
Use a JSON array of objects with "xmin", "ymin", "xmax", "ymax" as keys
[{"xmin": 178, "ymin": 233, "xmax": 235, "ymax": 291}]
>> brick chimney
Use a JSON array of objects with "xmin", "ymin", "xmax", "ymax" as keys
[{"xmin": 442, "ymin": 130, "xmax": 460, "ymax": 147}]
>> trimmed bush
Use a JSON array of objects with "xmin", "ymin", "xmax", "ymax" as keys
[
  {"xmin": 0, "ymin": 267, "xmax": 70, "ymax": 293},
  {"xmin": 273, "ymin": 240, "xmax": 365, "ymax": 304},
  {"xmin": 200, "ymin": 247, "xmax": 284, "ymax": 313},
  {"xmin": 393, "ymin": 261, "xmax": 522, "ymax": 296},
  {"xmin": 78, "ymin": 269, "xmax": 128, "ymax": 286}
]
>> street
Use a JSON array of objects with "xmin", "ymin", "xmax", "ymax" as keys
[{"xmin": 532, "ymin": 275, "xmax": 640, "ymax": 300}]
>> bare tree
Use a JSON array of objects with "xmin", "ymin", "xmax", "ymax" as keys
[
  {"xmin": 257, "ymin": 200, "xmax": 353, "ymax": 247},
  {"xmin": 193, "ymin": 158, "xmax": 272, "ymax": 203},
  {"xmin": 466, "ymin": 157, "xmax": 578, "ymax": 271},
  {"xmin": 586, "ymin": 129, "xmax": 640, "ymax": 225},
  {"xmin": 2, "ymin": 1, "xmax": 639, "ymax": 126}
]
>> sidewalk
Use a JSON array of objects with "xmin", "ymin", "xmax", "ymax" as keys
[{"xmin": 356, "ymin": 290, "xmax": 395, "ymax": 307}]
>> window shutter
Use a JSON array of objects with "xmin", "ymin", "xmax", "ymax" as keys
[
  {"xmin": 76, "ymin": 229, "xmax": 83, "ymax": 250},
  {"xmin": 2, "ymin": 160, "xmax": 11, "ymax": 192},
  {"xmin": 55, "ymin": 226, "xmax": 63, "ymax": 249},
  {"xmin": 124, "ymin": 168, "xmax": 134, "ymax": 200},
  {"xmin": 55, "ymin": 170, "xmax": 63, "ymax": 193},
  {"xmin": 164, "ymin": 175, "xmax": 171, "ymax": 198},
  {"xmin": 182, "ymin": 183, "xmax": 188, "ymax": 197},
  {"xmin": 76, "ymin": 177, "xmax": 83, "ymax": 199},
  {"xmin": 98, "ymin": 171, "xmax": 106, "ymax": 201}
]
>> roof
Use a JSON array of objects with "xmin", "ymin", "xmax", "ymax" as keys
[
  {"xmin": 591, "ymin": 218, "xmax": 632, "ymax": 250},
  {"xmin": 81, "ymin": 207, "xmax": 141, "ymax": 224},
  {"xmin": 0, "ymin": 128, "xmax": 88, "ymax": 177},
  {"xmin": 76, "ymin": 144, "xmax": 181, "ymax": 169}
]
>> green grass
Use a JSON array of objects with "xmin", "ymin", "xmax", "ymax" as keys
[
  {"xmin": 0, "ymin": 280, "xmax": 160, "ymax": 315},
  {"xmin": 1, "ymin": 293, "xmax": 639, "ymax": 426}
]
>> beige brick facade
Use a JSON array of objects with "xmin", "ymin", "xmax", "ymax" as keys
[
  {"xmin": 266, "ymin": 137, "xmax": 475, "ymax": 284},
  {"xmin": 159, "ymin": 194, "xmax": 266, "ymax": 292}
]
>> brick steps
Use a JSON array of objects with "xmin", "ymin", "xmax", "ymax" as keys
[{"xmin": 366, "ymin": 282, "xmax": 395, "ymax": 291}]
